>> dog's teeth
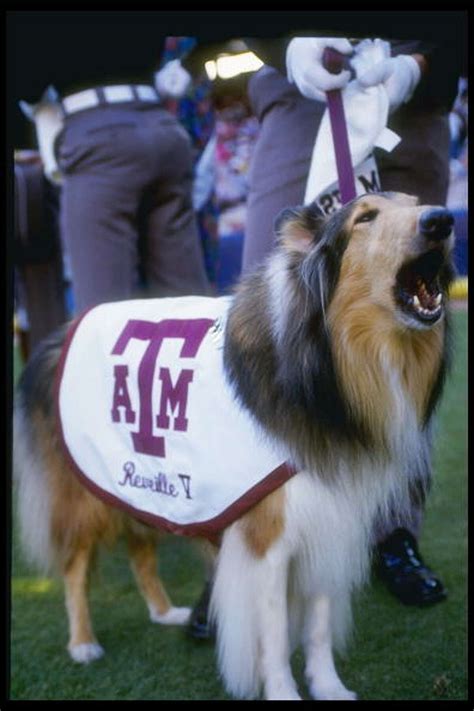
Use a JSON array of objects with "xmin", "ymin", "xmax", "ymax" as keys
[
  {"xmin": 413, "ymin": 294, "xmax": 421, "ymax": 309},
  {"xmin": 434, "ymin": 293, "xmax": 442, "ymax": 306}
]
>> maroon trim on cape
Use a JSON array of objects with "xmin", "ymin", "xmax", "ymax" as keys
[{"xmin": 54, "ymin": 306, "xmax": 297, "ymax": 542}]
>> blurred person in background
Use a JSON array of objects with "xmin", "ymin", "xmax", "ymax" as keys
[{"xmin": 13, "ymin": 16, "xmax": 212, "ymax": 324}]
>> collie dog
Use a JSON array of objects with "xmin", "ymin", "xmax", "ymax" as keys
[{"xmin": 13, "ymin": 192, "xmax": 455, "ymax": 700}]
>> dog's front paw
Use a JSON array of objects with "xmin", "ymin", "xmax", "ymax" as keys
[
  {"xmin": 310, "ymin": 682, "xmax": 357, "ymax": 701},
  {"xmin": 264, "ymin": 677, "xmax": 302, "ymax": 701},
  {"xmin": 266, "ymin": 688, "xmax": 302, "ymax": 701},
  {"xmin": 307, "ymin": 665, "xmax": 357, "ymax": 701},
  {"xmin": 150, "ymin": 605, "xmax": 192, "ymax": 626},
  {"xmin": 68, "ymin": 642, "xmax": 105, "ymax": 664}
]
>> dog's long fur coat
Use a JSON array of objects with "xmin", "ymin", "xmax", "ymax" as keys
[{"xmin": 14, "ymin": 192, "xmax": 454, "ymax": 699}]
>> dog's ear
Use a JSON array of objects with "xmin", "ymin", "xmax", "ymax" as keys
[
  {"xmin": 274, "ymin": 203, "xmax": 326, "ymax": 253},
  {"xmin": 300, "ymin": 202, "xmax": 353, "ymax": 311}
]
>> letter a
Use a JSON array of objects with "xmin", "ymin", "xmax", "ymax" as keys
[{"xmin": 111, "ymin": 365, "xmax": 136, "ymax": 423}]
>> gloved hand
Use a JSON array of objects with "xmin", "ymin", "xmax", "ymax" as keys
[
  {"xmin": 286, "ymin": 37, "xmax": 353, "ymax": 102},
  {"xmin": 352, "ymin": 39, "xmax": 422, "ymax": 113},
  {"xmin": 154, "ymin": 59, "xmax": 192, "ymax": 99}
]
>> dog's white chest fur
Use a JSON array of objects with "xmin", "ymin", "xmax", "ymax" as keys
[{"xmin": 211, "ymin": 452, "xmax": 416, "ymax": 700}]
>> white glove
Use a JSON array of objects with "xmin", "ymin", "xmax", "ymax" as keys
[
  {"xmin": 286, "ymin": 37, "xmax": 353, "ymax": 102},
  {"xmin": 352, "ymin": 39, "xmax": 421, "ymax": 113},
  {"xmin": 154, "ymin": 59, "xmax": 192, "ymax": 99}
]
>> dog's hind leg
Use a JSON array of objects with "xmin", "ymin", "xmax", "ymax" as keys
[
  {"xmin": 303, "ymin": 595, "xmax": 357, "ymax": 701},
  {"xmin": 126, "ymin": 530, "xmax": 191, "ymax": 626},
  {"xmin": 64, "ymin": 543, "xmax": 104, "ymax": 664}
]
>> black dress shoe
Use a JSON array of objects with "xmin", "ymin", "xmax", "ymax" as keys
[
  {"xmin": 375, "ymin": 528, "xmax": 447, "ymax": 606},
  {"xmin": 188, "ymin": 580, "xmax": 215, "ymax": 640}
]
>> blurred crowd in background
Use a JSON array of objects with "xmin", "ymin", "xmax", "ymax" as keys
[
  {"xmin": 447, "ymin": 76, "xmax": 468, "ymax": 210},
  {"xmin": 12, "ymin": 28, "xmax": 468, "ymax": 363}
]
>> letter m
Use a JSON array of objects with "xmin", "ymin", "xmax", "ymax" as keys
[
  {"xmin": 358, "ymin": 170, "xmax": 381, "ymax": 193},
  {"xmin": 156, "ymin": 367, "xmax": 194, "ymax": 432}
]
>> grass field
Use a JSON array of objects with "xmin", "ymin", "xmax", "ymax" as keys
[{"xmin": 9, "ymin": 310, "xmax": 468, "ymax": 701}]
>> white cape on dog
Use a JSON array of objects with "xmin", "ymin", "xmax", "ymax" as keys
[{"xmin": 56, "ymin": 296, "xmax": 295, "ymax": 539}]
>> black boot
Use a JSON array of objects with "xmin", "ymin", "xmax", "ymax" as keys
[
  {"xmin": 375, "ymin": 528, "xmax": 447, "ymax": 606},
  {"xmin": 188, "ymin": 580, "xmax": 214, "ymax": 640}
]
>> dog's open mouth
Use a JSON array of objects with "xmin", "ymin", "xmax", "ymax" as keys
[{"xmin": 395, "ymin": 249, "xmax": 446, "ymax": 324}]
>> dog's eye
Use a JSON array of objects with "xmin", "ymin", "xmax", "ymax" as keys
[{"xmin": 355, "ymin": 209, "xmax": 378, "ymax": 224}]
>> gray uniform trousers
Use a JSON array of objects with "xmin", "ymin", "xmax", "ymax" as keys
[
  {"xmin": 57, "ymin": 100, "xmax": 212, "ymax": 314},
  {"xmin": 243, "ymin": 67, "xmax": 451, "ymax": 542}
]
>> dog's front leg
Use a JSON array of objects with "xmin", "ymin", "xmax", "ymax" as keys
[
  {"xmin": 213, "ymin": 496, "xmax": 300, "ymax": 700},
  {"xmin": 254, "ymin": 547, "xmax": 302, "ymax": 701},
  {"xmin": 304, "ymin": 594, "xmax": 357, "ymax": 701}
]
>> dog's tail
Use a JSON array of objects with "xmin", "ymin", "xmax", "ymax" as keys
[
  {"xmin": 13, "ymin": 327, "xmax": 67, "ymax": 574},
  {"xmin": 210, "ymin": 524, "xmax": 262, "ymax": 699}
]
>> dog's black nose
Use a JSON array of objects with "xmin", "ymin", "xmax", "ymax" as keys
[{"xmin": 418, "ymin": 208, "xmax": 454, "ymax": 241}]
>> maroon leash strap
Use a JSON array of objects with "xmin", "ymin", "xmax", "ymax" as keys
[
  {"xmin": 284, "ymin": 49, "xmax": 357, "ymax": 481},
  {"xmin": 322, "ymin": 47, "xmax": 357, "ymax": 205}
]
